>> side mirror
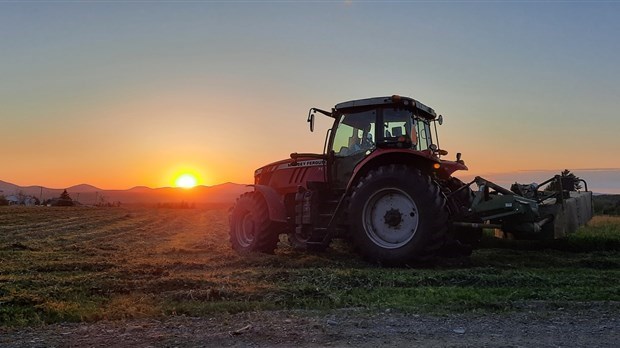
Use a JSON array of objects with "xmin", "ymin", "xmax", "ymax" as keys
[
  {"xmin": 307, "ymin": 110, "xmax": 315, "ymax": 132},
  {"xmin": 437, "ymin": 114, "xmax": 443, "ymax": 125}
]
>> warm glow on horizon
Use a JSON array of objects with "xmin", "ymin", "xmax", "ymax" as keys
[
  {"xmin": 175, "ymin": 174, "xmax": 198, "ymax": 189},
  {"xmin": 1, "ymin": 4, "xmax": 619, "ymax": 193}
]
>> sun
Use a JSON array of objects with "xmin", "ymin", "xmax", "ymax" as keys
[{"xmin": 175, "ymin": 174, "xmax": 198, "ymax": 189}]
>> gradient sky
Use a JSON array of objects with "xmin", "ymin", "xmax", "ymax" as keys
[{"xmin": 1, "ymin": 1, "xmax": 619, "ymax": 190}]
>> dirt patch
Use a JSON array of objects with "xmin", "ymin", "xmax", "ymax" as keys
[{"xmin": 2, "ymin": 305, "xmax": 618, "ymax": 347}]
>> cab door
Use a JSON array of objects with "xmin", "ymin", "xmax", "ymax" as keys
[{"xmin": 327, "ymin": 109, "xmax": 377, "ymax": 190}]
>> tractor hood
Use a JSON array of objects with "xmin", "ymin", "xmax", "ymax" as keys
[
  {"xmin": 254, "ymin": 158, "xmax": 296, "ymax": 178},
  {"xmin": 253, "ymin": 155, "xmax": 327, "ymax": 190}
]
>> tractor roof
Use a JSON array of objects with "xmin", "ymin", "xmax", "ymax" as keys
[{"xmin": 334, "ymin": 95, "xmax": 437, "ymax": 120}]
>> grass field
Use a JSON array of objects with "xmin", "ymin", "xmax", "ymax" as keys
[{"xmin": 1, "ymin": 206, "xmax": 619, "ymax": 326}]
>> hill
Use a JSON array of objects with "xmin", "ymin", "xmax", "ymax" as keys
[
  {"xmin": 67, "ymin": 184, "xmax": 102, "ymax": 192},
  {"xmin": 0, "ymin": 180, "xmax": 249, "ymax": 205}
]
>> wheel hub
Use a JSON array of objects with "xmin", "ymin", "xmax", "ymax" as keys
[
  {"xmin": 383, "ymin": 208, "xmax": 403, "ymax": 227},
  {"xmin": 362, "ymin": 188, "xmax": 420, "ymax": 249}
]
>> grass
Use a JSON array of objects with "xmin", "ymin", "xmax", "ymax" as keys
[{"xmin": 0, "ymin": 207, "xmax": 619, "ymax": 326}]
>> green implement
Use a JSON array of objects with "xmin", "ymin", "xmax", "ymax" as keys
[{"xmin": 453, "ymin": 174, "xmax": 593, "ymax": 240}]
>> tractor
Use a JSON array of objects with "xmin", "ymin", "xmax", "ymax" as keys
[{"xmin": 229, "ymin": 95, "xmax": 593, "ymax": 265}]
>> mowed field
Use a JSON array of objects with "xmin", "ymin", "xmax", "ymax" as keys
[{"xmin": 1, "ymin": 206, "xmax": 619, "ymax": 326}]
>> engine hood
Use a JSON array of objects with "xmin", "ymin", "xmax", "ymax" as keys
[
  {"xmin": 253, "ymin": 155, "xmax": 327, "ymax": 191},
  {"xmin": 254, "ymin": 156, "xmax": 326, "ymax": 177}
]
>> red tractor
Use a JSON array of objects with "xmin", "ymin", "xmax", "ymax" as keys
[{"xmin": 229, "ymin": 95, "xmax": 474, "ymax": 265}]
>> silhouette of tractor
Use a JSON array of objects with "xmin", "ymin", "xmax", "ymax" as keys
[{"xmin": 229, "ymin": 95, "xmax": 593, "ymax": 265}]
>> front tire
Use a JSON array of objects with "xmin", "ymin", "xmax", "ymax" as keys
[
  {"xmin": 229, "ymin": 192, "xmax": 279, "ymax": 253},
  {"xmin": 348, "ymin": 165, "xmax": 448, "ymax": 266}
]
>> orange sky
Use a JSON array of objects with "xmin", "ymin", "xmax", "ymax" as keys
[{"xmin": 1, "ymin": 3, "xmax": 619, "ymax": 190}]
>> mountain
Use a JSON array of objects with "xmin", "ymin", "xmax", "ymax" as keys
[
  {"xmin": 0, "ymin": 180, "xmax": 20, "ymax": 194},
  {"xmin": 128, "ymin": 186, "xmax": 152, "ymax": 192},
  {"xmin": 67, "ymin": 184, "xmax": 102, "ymax": 192},
  {"xmin": 0, "ymin": 180, "xmax": 250, "ymax": 205},
  {"xmin": 0, "ymin": 180, "xmax": 54, "ymax": 198}
]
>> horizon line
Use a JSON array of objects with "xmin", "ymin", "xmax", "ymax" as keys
[
  {"xmin": 462, "ymin": 167, "xmax": 620, "ymax": 176},
  {"xmin": 0, "ymin": 180, "xmax": 245, "ymax": 192}
]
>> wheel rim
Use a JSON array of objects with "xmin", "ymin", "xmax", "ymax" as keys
[
  {"xmin": 236, "ymin": 211, "xmax": 256, "ymax": 248},
  {"xmin": 362, "ymin": 187, "xmax": 419, "ymax": 249}
]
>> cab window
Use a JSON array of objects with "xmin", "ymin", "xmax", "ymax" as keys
[
  {"xmin": 330, "ymin": 110, "xmax": 376, "ymax": 156},
  {"xmin": 382, "ymin": 109, "xmax": 414, "ymax": 147},
  {"xmin": 416, "ymin": 119, "xmax": 432, "ymax": 150}
]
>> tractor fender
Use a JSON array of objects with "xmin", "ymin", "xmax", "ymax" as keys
[
  {"xmin": 345, "ymin": 150, "xmax": 439, "ymax": 193},
  {"xmin": 250, "ymin": 184, "xmax": 287, "ymax": 223},
  {"xmin": 324, "ymin": 150, "xmax": 442, "ymax": 233}
]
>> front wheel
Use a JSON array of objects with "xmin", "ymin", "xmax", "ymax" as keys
[
  {"xmin": 229, "ymin": 192, "xmax": 279, "ymax": 253},
  {"xmin": 348, "ymin": 165, "xmax": 448, "ymax": 265}
]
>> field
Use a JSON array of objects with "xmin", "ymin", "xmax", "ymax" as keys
[{"xmin": 1, "ymin": 205, "xmax": 619, "ymax": 329}]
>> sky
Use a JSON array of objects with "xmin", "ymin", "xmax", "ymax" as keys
[{"xmin": 1, "ymin": 1, "xmax": 619, "ymax": 191}]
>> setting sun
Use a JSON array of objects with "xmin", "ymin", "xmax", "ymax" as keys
[{"xmin": 175, "ymin": 174, "xmax": 198, "ymax": 189}]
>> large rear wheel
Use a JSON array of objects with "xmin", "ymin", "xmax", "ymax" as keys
[
  {"xmin": 229, "ymin": 192, "xmax": 279, "ymax": 253},
  {"xmin": 348, "ymin": 165, "xmax": 449, "ymax": 266}
]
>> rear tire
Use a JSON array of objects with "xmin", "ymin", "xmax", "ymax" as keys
[
  {"xmin": 229, "ymin": 192, "xmax": 279, "ymax": 254},
  {"xmin": 348, "ymin": 164, "xmax": 448, "ymax": 266}
]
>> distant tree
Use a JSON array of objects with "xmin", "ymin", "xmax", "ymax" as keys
[
  {"xmin": 60, "ymin": 190, "xmax": 71, "ymax": 200},
  {"xmin": 17, "ymin": 191, "xmax": 27, "ymax": 205},
  {"xmin": 592, "ymin": 195, "xmax": 620, "ymax": 215},
  {"xmin": 56, "ymin": 189, "xmax": 74, "ymax": 206},
  {"xmin": 612, "ymin": 199, "xmax": 620, "ymax": 215},
  {"xmin": 545, "ymin": 169, "xmax": 583, "ymax": 191},
  {"xmin": 95, "ymin": 193, "xmax": 107, "ymax": 207},
  {"xmin": 0, "ymin": 195, "xmax": 7, "ymax": 206}
]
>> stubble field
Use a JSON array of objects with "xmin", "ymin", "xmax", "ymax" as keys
[{"xmin": 0, "ymin": 205, "xmax": 619, "ymax": 346}]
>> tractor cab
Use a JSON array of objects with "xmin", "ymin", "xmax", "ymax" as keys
[
  {"xmin": 308, "ymin": 95, "xmax": 444, "ymax": 189},
  {"xmin": 329, "ymin": 95, "xmax": 437, "ymax": 153}
]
